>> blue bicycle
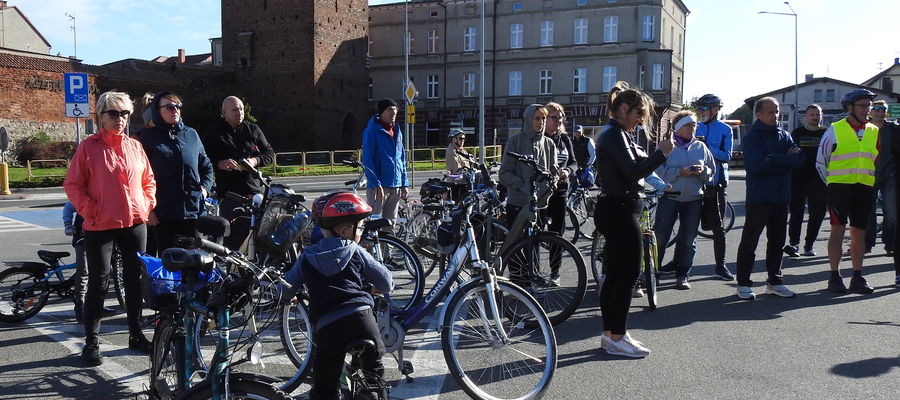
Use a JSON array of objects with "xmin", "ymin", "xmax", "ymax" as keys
[{"xmin": 0, "ymin": 246, "xmax": 125, "ymax": 323}]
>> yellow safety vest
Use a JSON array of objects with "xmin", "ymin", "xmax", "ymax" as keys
[{"xmin": 826, "ymin": 119, "xmax": 878, "ymax": 186}]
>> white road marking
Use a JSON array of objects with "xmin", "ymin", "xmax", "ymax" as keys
[
  {"xmin": 0, "ymin": 216, "xmax": 53, "ymax": 232},
  {"xmin": 389, "ymin": 308, "xmax": 450, "ymax": 400}
]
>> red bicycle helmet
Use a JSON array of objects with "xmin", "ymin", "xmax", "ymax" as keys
[{"xmin": 312, "ymin": 191, "xmax": 373, "ymax": 230}]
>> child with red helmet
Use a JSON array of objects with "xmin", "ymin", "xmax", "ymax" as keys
[{"xmin": 279, "ymin": 191, "xmax": 393, "ymax": 399}]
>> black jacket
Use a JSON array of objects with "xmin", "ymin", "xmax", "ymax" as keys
[
  {"xmin": 138, "ymin": 93, "xmax": 214, "ymax": 222},
  {"xmin": 593, "ymin": 119, "xmax": 666, "ymax": 198},
  {"xmin": 203, "ymin": 119, "xmax": 275, "ymax": 197}
]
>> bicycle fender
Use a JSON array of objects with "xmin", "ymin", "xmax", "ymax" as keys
[
  {"xmin": 228, "ymin": 372, "xmax": 281, "ymax": 385},
  {"xmin": 436, "ymin": 276, "xmax": 514, "ymax": 332}
]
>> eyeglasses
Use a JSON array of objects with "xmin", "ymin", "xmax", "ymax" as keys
[
  {"xmin": 102, "ymin": 110, "xmax": 131, "ymax": 119},
  {"xmin": 872, "ymin": 105, "xmax": 887, "ymax": 111},
  {"xmin": 159, "ymin": 103, "xmax": 183, "ymax": 112},
  {"xmin": 852, "ymin": 103, "xmax": 872, "ymax": 109},
  {"xmin": 698, "ymin": 106, "xmax": 711, "ymax": 111}
]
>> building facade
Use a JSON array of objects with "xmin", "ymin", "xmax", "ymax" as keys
[
  {"xmin": 0, "ymin": 1, "xmax": 50, "ymax": 54},
  {"xmin": 369, "ymin": 0, "xmax": 689, "ymax": 148}
]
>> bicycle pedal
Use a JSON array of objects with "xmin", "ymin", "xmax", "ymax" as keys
[{"xmin": 401, "ymin": 360, "xmax": 414, "ymax": 376}]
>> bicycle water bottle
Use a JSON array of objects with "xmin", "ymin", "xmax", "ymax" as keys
[{"xmin": 269, "ymin": 212, "xmax": 310, "ymax": 248}]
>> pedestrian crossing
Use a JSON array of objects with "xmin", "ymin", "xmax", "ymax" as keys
[{"xmin": 0, "ymin": 215, "xmax": 53, "ymax": 233}]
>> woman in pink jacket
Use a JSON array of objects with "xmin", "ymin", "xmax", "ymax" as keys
[{"xmin": 64, "ymin": 91, "xmax": 156, "ymax": 367}]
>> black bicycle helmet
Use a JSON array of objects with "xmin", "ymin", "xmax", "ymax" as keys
[
  {"xmin": 840, "ymin": 89, "xmax": 876, "ymax": 108},
  {"xmin": 311, "ymin": 191, "xmax": 372, "ymax": 230},
  {"xmin": 448, "ymin": 128, "xmax": 465, "ymax": 138},
  {"xmin": 697, "ymin": 94, "xmax": 723, "ymax": 107}
]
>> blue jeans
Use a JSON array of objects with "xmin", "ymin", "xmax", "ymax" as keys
[{"xmin": 654, "ymin": 197, "xmax": 702, "ymax": 278}]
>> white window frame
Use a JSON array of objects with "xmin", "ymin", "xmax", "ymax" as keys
[
  {"xmin": 510, "ymin": 23, "xmax": 524, "ymax": 49},
  {"xmin": 464, "ymin": 26, "xmax": 477, "ymax": 52},
  {"xmin": 573, "ymin": 68, "xmax": 587, "ymax": 93},
  {"xmin": 604, "ymin": 16, "xmax": 618, "ymax": 43},
  {"xmin": 642, "ymin": 15, "xmax": 655, "ymax": 41},
  {"xmin": 463, "ymin": 72, "xmax": 476, "ymax": 97},
  {"xmin": 573, "ymin": 18, "xmax": 588, "ymax": 45},
  {"xmin": 509, "ymin": 71, "xmax": 523, "ymax": 96},
  {"xmin": 428, "ymin": 29, "xmax": 440, "ymax": 53},
  {"xmin": 540, "ymin": 21, "xmax": 554, "ymax": 47},
  {"xmin": 407, "ymin": 31, "xmax": 415, "ymax": 55},
  {"xmin": 539, "ymin": 70, "xmax": 553, "ymax": 94},
  {"xmin": 602, "ymin": 66, "xmax": 617, "ymax": 92},
  {"xmin": 651, "ymin": 63, "xmax": 663, "ymax": 90},
  {"xmin": 427, "ymin": 75, "xmax": 439, "ymax": 98}
]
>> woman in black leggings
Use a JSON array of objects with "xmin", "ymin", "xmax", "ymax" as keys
[{"xmin": 593, "ymin": 81, "xmax": 673, "ymax": 358}]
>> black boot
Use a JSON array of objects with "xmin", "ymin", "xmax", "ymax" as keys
[
  {"xmin": 81, "ymin": 338, "xmax": 102, "ymax": 366},
  {"xmin": 128, "ymin": 334, "xmax": 152, "ymax": 354}
]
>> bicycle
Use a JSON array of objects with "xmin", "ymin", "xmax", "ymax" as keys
[
  {"xmin": 0, "ymin": 245, "xmax": 126, "ymax": 322},
  {"xmin": 340, "ymin": 339, "xmax": 390, "ymax": 400},
  {"xmin": 591, "ymin": 190, "xmax": 678, "ymax": 310},
  {"xmin": 147, "ymin": 224, "xmax": 294, "ymax": 400},
  {"xmin": 565, "ymin": 180, "xmax": 596, "ymax": 243},
  {"xmin": 665, "ymin": 199, "xmax": 735, "ymax": 247},
  {"xmin": 282, "ymin": 186, "xmax": 557, "ymax": 400}
]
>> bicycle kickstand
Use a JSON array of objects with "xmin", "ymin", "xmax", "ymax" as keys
[{"xmin": 390, "ymin": 348, "xmax": 415, "ymax": 383}]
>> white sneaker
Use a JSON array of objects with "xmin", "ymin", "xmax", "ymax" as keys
[
  {"xmin": 599, "ymin": 334, "xmax": 612, "ymax": 350},
  {"xmin": 736, "ymin": 286, "xmax": 756, "ymax": 300},
  {"xmin": 604, "ymin": 333, "xmax": 650, "ymax": 358},
  {"xmin": 632, "ymin": 287, "xmax": 645, "ymax": 298},
  {"xmin": 765, "ymin": 284, "xmax": 796, "ymax": 298}
]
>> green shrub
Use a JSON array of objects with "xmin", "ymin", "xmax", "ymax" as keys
[{"xmin": 15, "ymin": 133, "xmax": 75, "ymax": 166}]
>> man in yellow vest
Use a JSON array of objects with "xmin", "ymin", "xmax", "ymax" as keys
[{"xmin": 815, "ymin": 89, "xmax": 879, "ymax": 294}]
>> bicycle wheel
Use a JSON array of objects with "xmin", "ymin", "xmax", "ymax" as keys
[
  {"xmin": 563, "ymin": 207, "xmax": 580, "ymax": 244},
  {"xmin": 697, "ymin": 201, "xmax": 735, "ymax": 239},
  {"xmin": 643, "ymin": 235, "xmax": 659, "ymax": 310},
  {"xmin": 571, "ymin": 194, "xmax": 596, "ymax": 241},
  {"xmin": 589, "ymin": 231, "xmax": 607, "ymax": 296},
  {"xmin": 278, "ymin": 299, "xmax": 315, "ymax": 393},
  {"xmin": 406, "ymin": 212, "xmax": 440, "ymax": 277},
  {"xmin": 500, "ymin": 232, "xmax": 586, "ymax": 326},
  {"xmin": 110, "ymin": 244, "xmax": 127, "ymax": 310},
  {"xmin": 149, "ymin": 315, "xmax": 181, "ymax": 399},
  {"xmin": 442, "ymin": 279, "xmax": 556, "ymax": 400},
  {"xmin": 176, "ymin": 377, "xmax": 294, "ymax": 400},
  {"xmin": 0, "ymin": 264, "xmax": 49, "ymax": 323},
  {"xmin": 365, "ymin": 233, "xmax": 425, "ymax": 314}
]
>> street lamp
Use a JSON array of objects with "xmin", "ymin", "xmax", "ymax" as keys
[{"xmin": 758, "ymin": 2, "xmax": 798, "ymax": 129}]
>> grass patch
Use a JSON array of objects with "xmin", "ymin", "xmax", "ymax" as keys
[{"xmin": 7, "ymin": 166, "xmax": 67, "ymax": 188}]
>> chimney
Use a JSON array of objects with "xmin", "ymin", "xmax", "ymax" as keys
[
  {"xmin": 805, "ymin": 74, "xmax": 814, "ymax": 82},
  {"xmin": 0, "ymin": 1, "xmax": 7, "ymax": 8},
  {"xmin": 177, "ymin": 49, "xmax": 186, "ymax": 64},
  {"xmin": 895, "ymin": 57, "xmax": 899, "ymax": 65}
]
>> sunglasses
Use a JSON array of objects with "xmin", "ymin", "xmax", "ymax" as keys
[
  {"xmin": 102, "ymin": 110, "xmax": 131, "ymax": 119},
  {"xmin": 872, "ymin": 106, "xmax": 887, "ymax": 111},
  {"xmin": 159, "ymin": 103, "xmax": 183, "ymax": 112},
  {"xmin": 698, "ymin": 106, "xmax": 711, "ymax": 111}
]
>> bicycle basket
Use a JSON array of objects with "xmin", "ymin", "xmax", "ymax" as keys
[
  {"xmin": 419, "ymin": 178, "xmax": 452, "ymax": 203},
  {"xmin": 435, "ymin": 208, "xmax": 465, "ymax": 254},
  {"xmin": 139, "ymin": 253, "xmax": 221, "ymax": 311},
  {"xmin": 256, "ymin": 194, "xmax": 309, "ymax": 257}
]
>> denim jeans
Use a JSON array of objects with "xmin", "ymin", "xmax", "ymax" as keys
[{"xmin": 653, "ymin": 197, "xmax": 702, "ymax": 278}]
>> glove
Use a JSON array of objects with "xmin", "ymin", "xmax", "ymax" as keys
[
  {"xmin": 64, "ymin": 227, "xmax": 75, "ymax": 236},
  {"xmin": 276, "ymin": 283, "xmax": 296, "ymax": 306}
]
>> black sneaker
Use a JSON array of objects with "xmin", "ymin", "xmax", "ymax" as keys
[
  {"xmin": 848, "ymin": 276, "xmax": 874, "ymax": 294},
  {"xmin": 101, "ymin": 306, "xmax": 118, "ymax": 317},
  {"xmin": 81, "ymin": 343, "xmax": 102, "ymax": 366},
  {"xmin": 714, "ymin": 265, "xmax": 735, "ymax": 281},
  {"xmin": 827, "ymin": 275, "xmax": 847, "ymax": 293},
  {"xmin": 782, "ymin": 244, "xmax": 800, "ymax": 257},
  {"xmin": 128, "ymin": 335, "xmax": 152, "ymax": 354}
]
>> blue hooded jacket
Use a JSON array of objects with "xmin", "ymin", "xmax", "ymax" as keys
[
  {"xmin": 362, "ymin": 115, "xmax": 408, "ymax": 188},
  {"xmin": 283, "ymin": 237, "xmax": 394, "ymax": 330},
  {"xmin": 138, "ymin": 92, "xmax": 214, "ymax": 222},
  {"xmin": 742, "ymin": 119, "xmax": 805, "ymax": 204}
]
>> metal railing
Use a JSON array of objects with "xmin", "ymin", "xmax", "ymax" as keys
[
  {"xmin": 26, "ymin": 159, "xmax": 69, "ymax": 182},
  {"xmin": 271, "ymin": 145, "xmax": 503, "ymax": 173}
]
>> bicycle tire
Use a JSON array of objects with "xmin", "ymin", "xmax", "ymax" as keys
[
  {"xmin": 442, "ymin": 279, "xmax": 557, "ymax": 400},
  {"xmin": 563, "ymin": 206, "xmax": 580, "ymax": 244},
  {"xmin": 697, "ymin": 201, "xmax": 735, "ymax": 239},
  {"xmin": 277, "ymin": 299, "xmax": 315, "ymax": 393},
  {"xmin": 149, "ymin": 315, "xmax": 181, "ymax": 400},
  {"xmin": 589, "ymin": 231, "xmax": 606, "ymax": 297},
  {"xmin": 499, "ymin": 232, "xmax": 586, "ymax": 326},
  {"xmin": 366, "ymin": 233, "xmax": 425, "ymax": 314},
  {"xmin": 571, "ymin": 194, "xmax": 596, "ymax": 241},
  {"xmin": 643, "ymin": 235, "xmax": 659, "ymax": 310},
  {"xmin": 175, "ymin": 377, "xmax": 293, "ymax": 400},
  {"xmin": 110, "ymin": 244, "xmax": 127, "ymax": 310},
  {"xmin": 406, "ymin": 211, "xmax": 440, "ymax": 277},
  {"xmin": 0, "ymin": 264, "xmax": 49, "ymax": 323}
]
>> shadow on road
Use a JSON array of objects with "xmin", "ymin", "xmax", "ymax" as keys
[
  {"xmin": 830, "ymin": 355, "xmax": 900, "ymax": 378},
  {"xmin": 0, "ymin": 355, "xmax": 141, "ymax": 400}
]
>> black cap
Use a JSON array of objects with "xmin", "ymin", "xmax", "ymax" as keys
[{"xmin": 377, "ymin": 98, "xmax": 398, "ymax": 116}]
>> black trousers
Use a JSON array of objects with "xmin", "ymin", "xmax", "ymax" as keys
[
  {"xmin": 150, "ymin": 219, "xmax": 197, "ymax": 256},
  {"xmin": 788, "ymin": 176, "xmax": 827, "ymax": 249},
  {"xmin": 310, "ymin": 308, "xmax": 385, "ymax": 400},
  {"xmin": 83, "ymin": 224, "xmax": 147, "ymax": 344},
  {"xmin": 594, "ymin": 196, "xmax": 641, "ymax": 335},
  {"xmin": 736, "ymin": 203, "xmax": 787, "ymax": 287}
]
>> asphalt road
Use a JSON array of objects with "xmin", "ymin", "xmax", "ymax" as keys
[{"xmin": 1, "ymin": 171, "xmax": 898, "ymax": 399}]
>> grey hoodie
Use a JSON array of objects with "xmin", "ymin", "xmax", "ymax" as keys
[{"xmin": 499, "ymin": 104, "xmax": 558, "ymax": 208}]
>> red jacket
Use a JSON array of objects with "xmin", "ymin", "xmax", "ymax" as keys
[{"xmin": 64, "ymin": 129, "xmax": 156, "ymax": 231}]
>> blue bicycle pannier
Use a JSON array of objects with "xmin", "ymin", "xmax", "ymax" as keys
[
  {"xmin": 139, "ymin": 253, "xmax": 221, "ymax": 310},
  {"xmin": 577, "ymin": 167, "xmax": 595, "ymax": 189}
]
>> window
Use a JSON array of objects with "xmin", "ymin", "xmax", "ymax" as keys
[
  {"xmin": 602, "ymin": 66, "xmax": 617, "ymax": 92},
  {"xmin": 670, "ymin": 26, "xmax": 674, "ymax": 49},
  {"xmin": 814, "ymin": 89, "xmax": 823, "ymax": 102},
  {"xmin": 464, "ymin": 27, "xmax": 477, "ymax": 51},
  {"xmin": 510, "ymin": 23, "xmax": 523, "ymax": 49},
  {"xmin": 430, "ymin": 10, "xmax": 439, "ymax": 18},
  {"xmin": 652, "ymin": 63, "xmax": 663, "ymax": 90},
  {"xmin": 368, "ymin": 78, "xmax": 373, "ymax": 101},
  {"xmin": 642, "ymin": 16, "xmax": 655, "ymax": 41},
  {"xmin": 574, "ymin": 18, "xmax": 588, "ymax": 45},
  {"xmin": 509, "ymin": 71, "xmax": 522, "ymax": 96},
  {"xmin": 540, "ymin": 70, "xmax": 553, "ymax": 94},
  {"xmin": 826, "ymin": 89, "xmax": 835, "ymax": 102},
  {"xmin": 677, "ymin": 34, "xmax": 682, "ymax": 58},
  {"xmin": 573, "ymin": 68, "xmax": 587, "ymax": 93},
  {"xmin": 428, "ymin": 29, "xmax": 440, "ymax": 53},
  {"xmin": 407, "ymin": 31, "xmax": 415, "ymax": 55},
  {"xmin": 512, "ymin": 2, "xmax": 522, "ymax": 12},
  {"xmin": 463, "ymin": 72, "xmax": 476, "ymax": 97},
  {"xmin": 604, "ymin": 16, "xmax": 618, "ymax": 43},
  {"xmin": 577, "ymin": 0, "xmax": 587, "ymax": 6},
  {"xmin": 540, "ymin": 21, "xmax": 554, "ymax": 47},
  {"xmin": 427, "ymin": 75, "xmax": 439, "ymax": 98}
]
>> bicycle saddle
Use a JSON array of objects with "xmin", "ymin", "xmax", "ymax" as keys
[
  {"xmin": 364, "ymin": 218, "xmax": 393, "ymax": 232},
  {"xmin": 161, "ymin": 248, "xmax": 215, "ymax": 274},
  {"xmin": 344, "ymin": 339, "xmax": 378, "ymax": 355},
  {"xmin": 38, "ymin": 250, "xmax": 70, "ymax": 263}
]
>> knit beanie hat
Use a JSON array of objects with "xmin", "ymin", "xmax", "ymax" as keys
[{"xmin": 377, "ymin": 98, "xmax": 398, "ymax": 115}]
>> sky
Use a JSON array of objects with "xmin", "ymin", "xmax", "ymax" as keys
[{"xmin": 12, "ymin": 0, "xmax": 900, "ymax": 116}]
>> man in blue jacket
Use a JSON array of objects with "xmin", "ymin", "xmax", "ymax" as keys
[
  {"xmin": 735, "ymin": 97, "xmax": 804, "ymax": 300},
  {"xmin": 362, "ymin": 98, "xmax": 409, "ymax": 224}
]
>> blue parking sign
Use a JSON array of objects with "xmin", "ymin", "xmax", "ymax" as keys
[{"xmin": 64, "ymin": 73, "xmax": 89, "ymax": 104}]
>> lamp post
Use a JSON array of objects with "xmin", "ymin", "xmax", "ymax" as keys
[{"xmin": 759, "ymin": 2, "xmax": 798, "ymax": 130}]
